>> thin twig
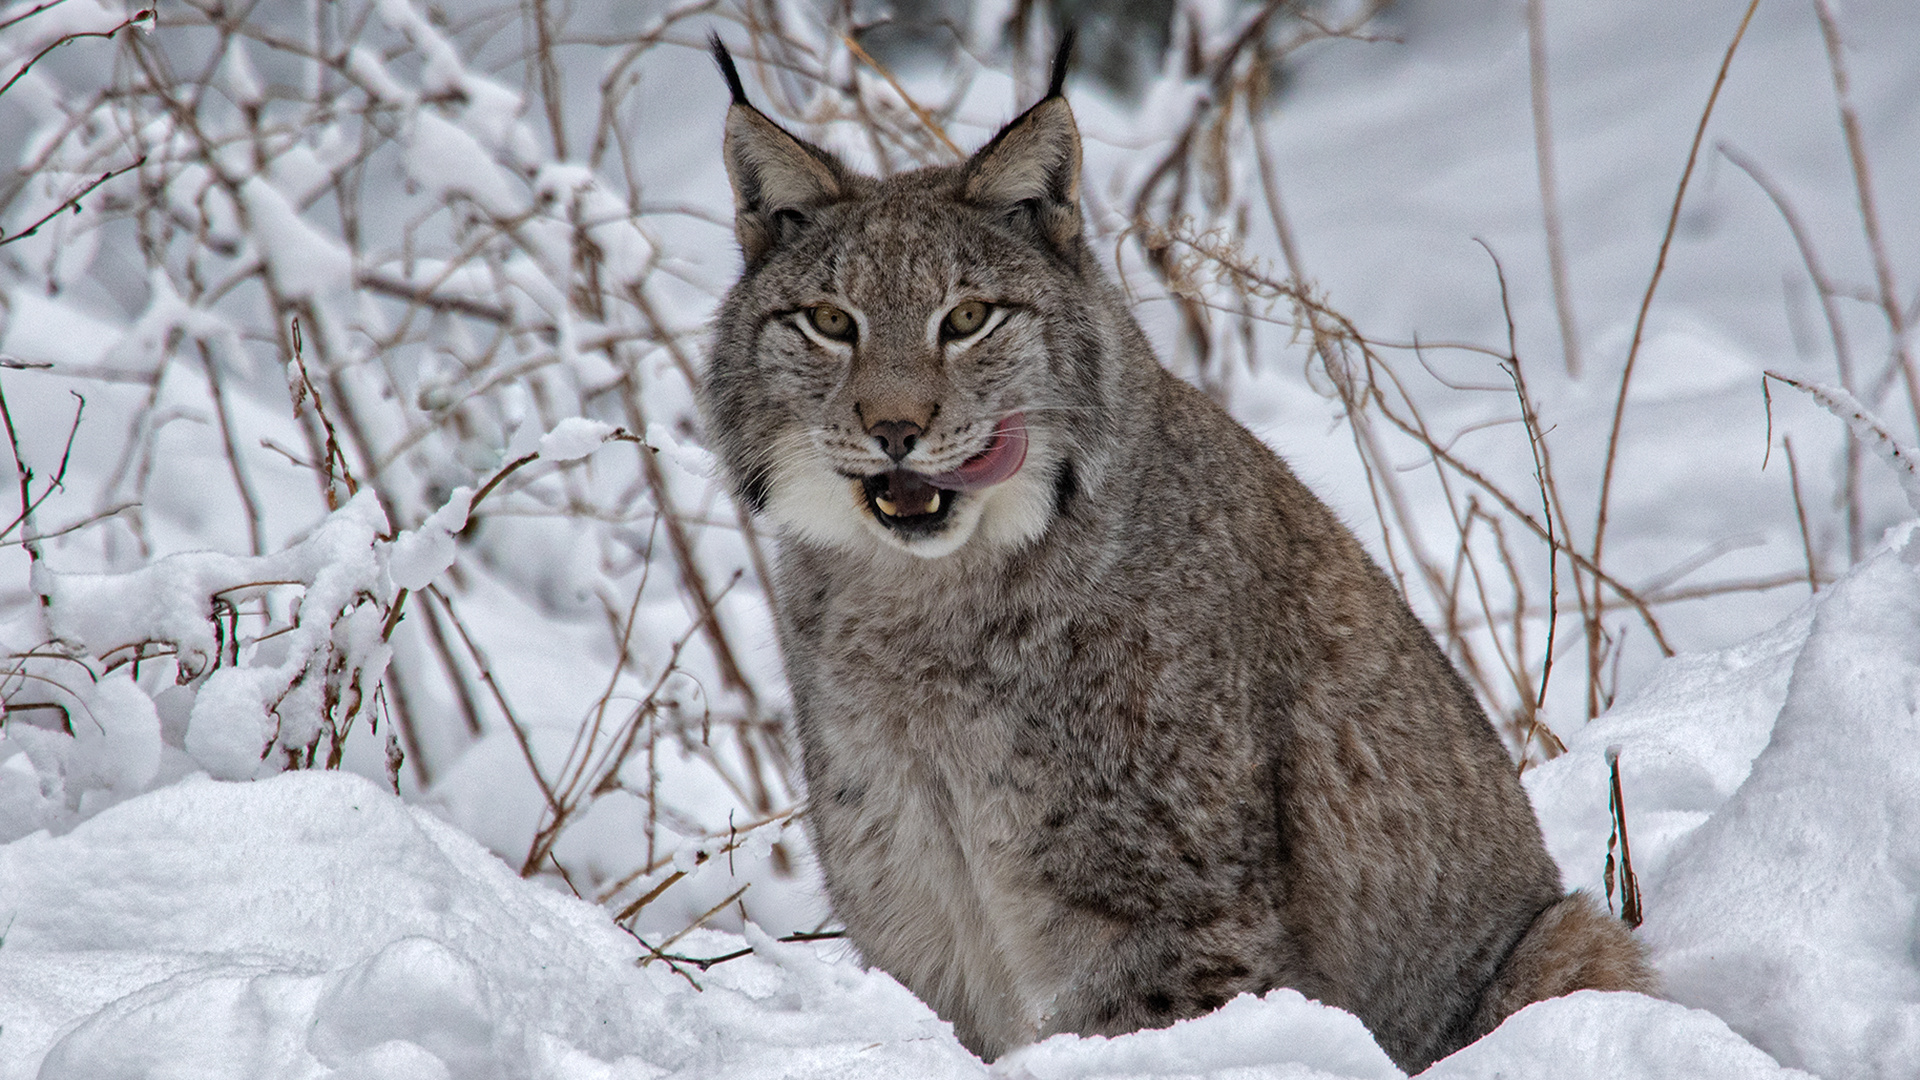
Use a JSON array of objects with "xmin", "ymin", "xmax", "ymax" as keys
[
  {"xmin": 0, "ymin": 0, "xmax": 75, "ymax": 35},
  {"xmin": 1605, "ymin": 746, "xmax": 1642, "ymax": 927},
  {"xmin": 425, "ymin": 583, "xmax": 560, "ymax": 817},
  {"xmin": 1477, "ymin": 241, "xmax": 1563, "ymax": 719},
  {"xmin": 1767, "ymin": 370, "xmax": 1920, "ymax": 515},
  {"xmin": 0, "ymin": 391, "xmax": 83, "ymax": 546},
  {"xmin": 842, "ymin": 34, "xmax": 963, "ymax": 160},
  {"xmin": 1812, "ymin": 0, "xmax": 1918, "ymax": 434},
  {"xmin": 600, "ymin": 806, "xmax": 800, "ymax": 909},
  {"xmin": 1, "ymin": 501, "xmax": 137, "ymax": 546},
  {"xmin": 1782, "ymin": 436, "xmax": 1819, "ymax": 593},
  {"xmin": 1524, "ymin": 0, "xmax": 1581, "ymax": 378},
  {"xmin": 638, "ymin": 883, "xmax": 749, "ymax": 961},
  {"xmin": 1249, "ymin": 98, "xmax": 1304, "ymax": 284},
  {"xmin": 653, "ymin": 929, "xmax": 846, "ymax": 972},
  {"xmin": 286, "ymin": 317, "xmax": 357, "ymax": 507},
  {"xmin": 1719, "ymin": 141, "xmax": 1863, "ymax": 561},
  {"xmin": 1591, "ymin": 0, "xmax": 1759, "ymax": 715},
  {"xmin": 1167, "ymin": 223, "xmax": 1676, "ymax": 660},
  {"xmin": 0, "ymin": 9, "xmax": 154, "ymax": 100},
  {"xmin": 528, "ymin": 0, "xmax": 568, "ymax": 160},
  {"xmin": 0, "ymin": 156, "xmax": 147, "ymax": 247},
  {"xmin": 196, "ymin": 341, "xmax": 266, "ymax": 555}
]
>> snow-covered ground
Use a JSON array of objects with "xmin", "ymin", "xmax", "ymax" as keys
[
  {"xmin": 2, "ymin": 0, "xmax": 1918, "ymax": 1075},
  {"xmin": 10, "ymin": 523, "xmax": 1915, "ymax": 1078}
]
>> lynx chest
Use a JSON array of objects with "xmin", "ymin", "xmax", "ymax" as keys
[
  {"xmin": 786, "ymin": 580, "xmax": 1098, "ymax": 1046},
  {"xmin": 778, "ymin": 558, "xmax": 1279, "ymax": 1054}
]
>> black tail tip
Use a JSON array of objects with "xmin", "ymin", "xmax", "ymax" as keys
[
  {"xmin": 710, "ymin": 31, "xmax": 749, "ymax": 105},
  {"xmin": 1047, "ymin": 29, "xmax": 1075, "ymax": 99}
]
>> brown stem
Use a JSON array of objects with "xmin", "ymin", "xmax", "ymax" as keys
[
  {"xmin": 1719, "ymin": 142, "xmax": 1863, "ymax": 562},
  {"xmin": 196, "ymin": 341, "xmax": 266, "ymax": 555},
  {"xmin": 1525, "ymin": 0, "xmax": 1580, "ymax": 378},
  {"xmin": 1591, "ymin": 0, "xmax": 1760, "ymax": 715},
  {"xmin": 1782, "ymin": 436, "xmax": 1819, "ymax": 594},
  {"xmin": 1812, "ymin": 0, "xmax": 1918, "ymax": 436}
]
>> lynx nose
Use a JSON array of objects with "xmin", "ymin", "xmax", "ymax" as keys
[{"xmin": 868, "ymin": 419, "xmax": 922, "ymax": 463}]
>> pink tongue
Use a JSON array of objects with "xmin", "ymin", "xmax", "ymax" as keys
[{"xmin": 926, "ymin": 413, "xmax": 1028, "ymax": 492}]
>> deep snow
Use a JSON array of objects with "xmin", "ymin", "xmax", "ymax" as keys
[{"xmin": 11, "ymin": 521, "xmax": 1916, "ymax": 1078}]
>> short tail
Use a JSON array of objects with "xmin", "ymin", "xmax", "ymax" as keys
[{"xmin": 1462, "ymin": 890, "xmax": 1658, "ymax": 1044}]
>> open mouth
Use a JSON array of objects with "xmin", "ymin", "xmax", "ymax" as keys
[
  {"xmin": 862, "ymin": 470, "xmax": 956, "ymax": 533},
  {"xmin": 861, "ymin": 413, "xmax": 1028, "ymax": 534}
]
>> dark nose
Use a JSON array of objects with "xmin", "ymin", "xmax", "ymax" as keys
[{"xmin": 868, "ymin": 419, "xmax": 921, "ymax": 462}]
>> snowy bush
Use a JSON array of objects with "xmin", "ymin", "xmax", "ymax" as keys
[{"xmin": 0, "ymin": 0, "xmax": 800, "ymax": 926}]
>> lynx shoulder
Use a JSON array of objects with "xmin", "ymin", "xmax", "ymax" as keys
[{"xmin": 699, "ymin": 35, "xmax": 1654, "ymax": 1072}]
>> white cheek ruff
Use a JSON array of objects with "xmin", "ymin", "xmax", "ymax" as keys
[
  {"xmin": 764, "ymin": 444, "xmax": 873, "ymax": 551},
  {"xmin": 970, "ymin": 452, "xmax": 1054, "ymax": 550}
]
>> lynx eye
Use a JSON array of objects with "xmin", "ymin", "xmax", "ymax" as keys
[
  {"xmin": 942, "ymin": 301, "xmax": 991, "ymax": 341},
  {"xmin": 806, "ymin": 304, "xmax": 856, "ymax": 342}
]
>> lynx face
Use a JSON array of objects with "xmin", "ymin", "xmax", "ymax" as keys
[
  {"xmin": 703, "ymin": 53, "xmax": 1100, "ymax": 559},
  {"xmin": 728, "ymin": 193, "xmax": 1070, "ymax": 558}
]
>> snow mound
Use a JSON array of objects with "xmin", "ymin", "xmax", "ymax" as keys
[
  {"xmin": 994, "ymin": 988, "xmax": 1403, "ymax": 1079},
  {"xmin": 1527, "ymin": 522, "xmax": 1920, "ymax": 1079},
  {"xmin": 1643, "ymin": 525, "xmax": 1920, "ymax": 1080},
  {"xmin": 0, "ymin": 771, "xmax": 976, "ymax": 1080},
  {"xmin": 1423, "ymin": 992, "xmax": 1815, "ymax": 1079}
]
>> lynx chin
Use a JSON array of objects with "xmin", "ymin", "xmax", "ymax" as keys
[{"xmin": 699, "ymin": 33, "xmax": 1655, "ymax": 1073}]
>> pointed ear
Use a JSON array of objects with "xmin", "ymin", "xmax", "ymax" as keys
[
  {"xmin": 711, "ymin": 35, "xmax": 847, "ymax": 264},
  {"xmin": 962, "ymin": 34, "xmax": 1082, "ymax": 251}
]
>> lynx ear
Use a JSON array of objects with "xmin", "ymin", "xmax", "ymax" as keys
[
  {"xmin": 963, "ymin": 33, "xmax": 1082, "ymax": 251},
  {"xmin": 711, "ymin": 35, "xmax": 846, "ymax": 264}
]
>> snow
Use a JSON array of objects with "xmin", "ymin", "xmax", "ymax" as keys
[
  {"xmin": 63, "ymin": 672, "xmax": 163, "ymax": 806},
  {"xmin": 6, "ymin": 530, "xmax": 1917, "ymax": 1076},
  {"xmin": 537, "ymin": 417, "xmax": 615, "ymax": 463},
  {"xmin": 1420, "ymin": 992, "xmax": 1816, "ymax": 1080},
  {"xmin": 345, "ymin": 45, "xmax": 415, "ymax": 107},
  {"xmin": 1643, "ymin": 526, "xmax": 1920, "ymax": 1079},
  {"xmin": 389, "ymin": 486, "xmax": 475, "ymax": 591},
  {"xmin": 0, "ymin": 288, "xmax": 121, "ymax": 370},
  {"xmin": 0, "ymin": 771, "xmax": 979, "ymax": 1080},
  {"xmin": 2, "ymin": 0, "xmax": 1918, "ymax": 1075},
  {"xmin": 238, "ymin": 176, "xmax": 354, "ymax": 300},
  {"xmin": 645, "ymin": 422, "xmax": 717, "ymax": 481},
  {"xmin": 407, "ymin": 111, "xmax": 524, "ymax": 218},
  {"xmin": 994, "ymin": 990, "xmax": 1404, "ymax": 1080}
]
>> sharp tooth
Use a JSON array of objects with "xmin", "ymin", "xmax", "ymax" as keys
[
  {"xmin": 874, "ymin": 494, "xmax": 899, "ymax": 517},
  {"xmin": 926, "ymin": 490, "xmax": 941, "ymax": 514}
]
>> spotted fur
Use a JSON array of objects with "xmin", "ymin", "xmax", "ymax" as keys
[{"xmin": 699, "ymin": 37, "xmax": 1654, "ymax": 1071}]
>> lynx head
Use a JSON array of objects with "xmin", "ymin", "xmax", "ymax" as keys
[{"xmin": 701, "ymin": 35, "xmax": 1122, "ymax": 560}]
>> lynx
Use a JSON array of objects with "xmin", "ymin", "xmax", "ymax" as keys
[{"xmin": 699, "ymin": 35, "xmax": 1654, "ymax": 1072}]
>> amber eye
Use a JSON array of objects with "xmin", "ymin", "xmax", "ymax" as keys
[
  {"xmin": 941, "ymin": 301, "xmax": 991, "ymax": 340},
  {"xmin": 807, "ymin": 304, "xmax": 856, "ymax": 342}
]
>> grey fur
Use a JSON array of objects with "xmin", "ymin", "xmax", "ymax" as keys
[{"xmin": 700, "ymin": 53, "xmax": 1653, "ymax": 1072}]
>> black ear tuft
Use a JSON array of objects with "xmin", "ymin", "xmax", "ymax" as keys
[
  {"xmin": 962, "ymin": 86, "xmax": 1083, "ymax": 253},
  {"xmin": 718, "ymin": 45, "xmax": 847, "ymax": 265},
  {"xmin": 1047, "ymin": 29, "xmax": 1075, "ymax": 100},
  {"xmin": 710, "ymin": 32, "xmax": 749, "ymax": 106}
]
